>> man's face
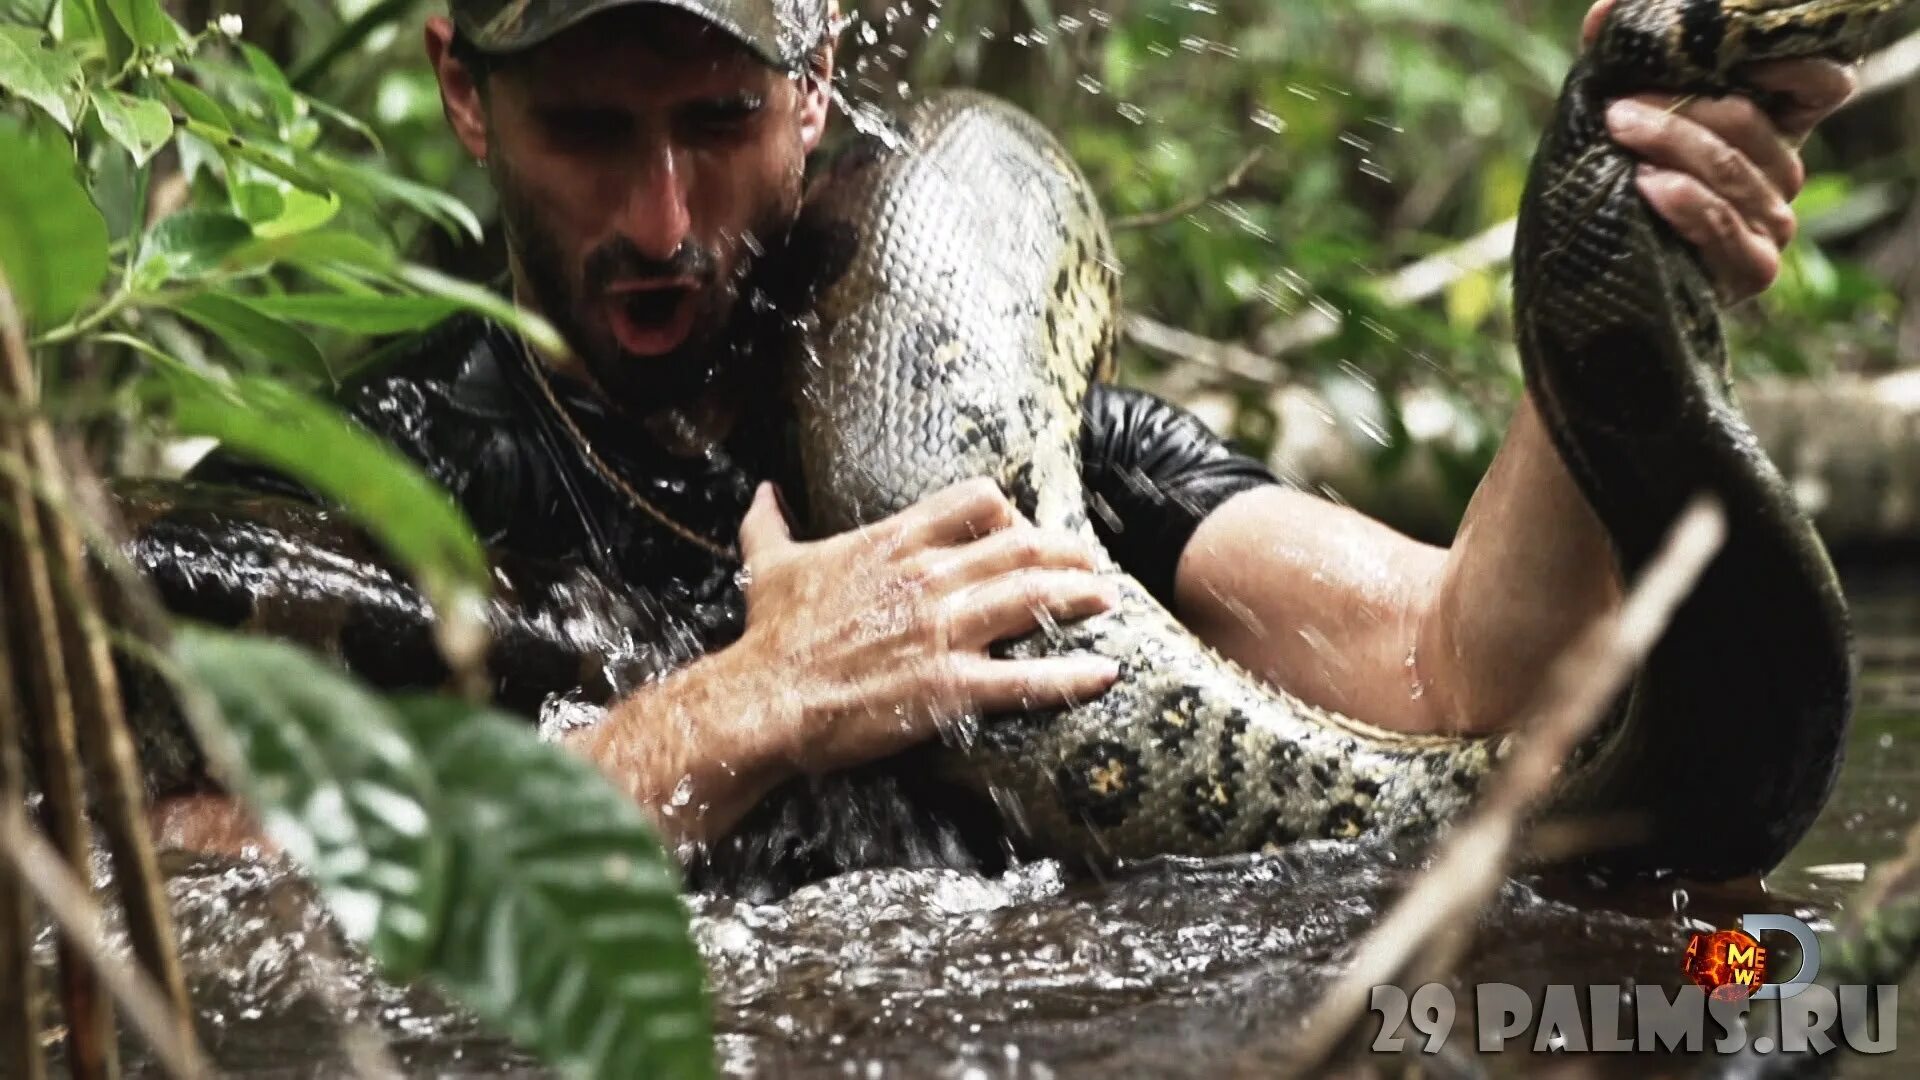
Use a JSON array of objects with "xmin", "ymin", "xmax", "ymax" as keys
[{"xmin": 434, "ymin": 7, "xmax": 830, "ymax": 411}]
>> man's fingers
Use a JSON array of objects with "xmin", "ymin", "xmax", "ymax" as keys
[
  {"xmin": 947, "ymin": 569, "xmax": 1118, "ymax": 645},
  {"xmin": 1608, "ymin": 96, "xmax": 1798, "ymax": 244},
  {"xmin": 952, "ymin": 653, "xmax": 1122, "ymax": 715},
  {"xmin": 1742, "ymin": 57, "xmax": 1858, "ymax": 143},
  {"xmin": 1636, "ymin": 165, "xmax": 1781, "ymax": 301},
  {"xmin": 737, "ymin": 482, "xmax": 794, "ymax": 565},
  {"xmin": 898, "ymin": 476, "xmax": 1020, "ymax": 547},
  {"xmin": 927, "ymin": 522, "xmax": 1100, "ymax": 588}
]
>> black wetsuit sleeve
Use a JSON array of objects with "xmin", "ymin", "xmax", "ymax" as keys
[{"xmin": 1079, "ymin": 384, "xmax": 1281, "ymax": 607}]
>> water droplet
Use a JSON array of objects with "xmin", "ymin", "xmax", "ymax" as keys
[{"xmin": 1250, "ymin": 109, "xmax": 1286, "ymax": 135}]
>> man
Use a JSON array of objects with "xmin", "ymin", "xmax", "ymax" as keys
[{"xmin": 161, "ymin": 0, "xmax": 1856, "ymax": 879}]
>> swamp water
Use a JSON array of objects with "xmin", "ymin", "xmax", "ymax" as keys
[{"xmin": 39, "ymin": 569, "xmax": 1920, "ymax": 1077}]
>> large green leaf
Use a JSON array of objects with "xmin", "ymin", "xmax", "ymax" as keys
[
  {"xmin": 100, "ymin": 0, "xmax": 185, "ymax": 49},
  {"xmin": 162, "ymin": 75, "xmax": 231, "ymax": 128},
  {"xmin": 92, "ymin": 87, "xmax": 174, "ymax": 164},
  {"xmin": 168, "ymin": 633, "xmax": 713, "ymax": 1078},
  {"xmin": 313, "ymin": 152, "xmax": 484, "ymax": 243},
  {"xmin": 399, "ymin": 696, "xmax": 713, "ymax": 1080},
  {"xmin": 180, "ymin": 117, "xmax": 332, "ymax": 195},
  {"xmin": 0, "ymin": 26, "xmax": 84, "ymax": 130},
  {"xmin": 172, "ymin": 292, "xmax": 330, "ymax": 379},
  {"xmin": 142, "ymin": 360, "xmax": 491, "ymax": 654},
  {"xmin": 172, "ymin": 629, "xmax": 448, "ymax": 975},
  {"xmin": 56, "ymin": 0, "xmax": 103, "ymax": 46},
  {"xmin": 0, "ymin": 117, "xmax": 108, "ymax": 325},
  {"xmin": 134, "ymin": 208, "xmax": 253, "ymax": 284},
  {"xmin": 244, "ymin": 291, "xmax": 464, "ymax": 334}
]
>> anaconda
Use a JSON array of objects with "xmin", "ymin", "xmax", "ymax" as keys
[
  {"xmin": 103, "ymin": 0, "xmax": 1892, "ymax": 878},
  {"xmin": 784, "ymin": 0, "xmax": 1882, "ymax": 875}
]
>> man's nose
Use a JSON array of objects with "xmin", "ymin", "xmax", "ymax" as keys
[{"xmin": 618, "ymin": 144, "xmax": 692, "ymax": 263}]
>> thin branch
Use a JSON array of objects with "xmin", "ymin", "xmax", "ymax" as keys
[
  {"xmin": 3, "ymin": 268, "xmax": 197, "ymax": 1066},
  {"xmin": 1264, "ymin": 499, "xmax": 1727, "ymax": 1076},
  {"xmin": 0, "ymin": 562, "xmax": 43, "ymax": 1080},
  {"xmin": 0, "ymin": 809, "xmax": 210, "ymax": 1080},
  {"xmin": 1120, "ymin": 312, "xmax": 1290, "ymax": 385},
  {"xmin": 1110, "ymin": 149, "xmax": 1268, "ymax": 231},
  {"xmin": 0, "ymin": 283, "xmax": 116, "ymax": 1080}
]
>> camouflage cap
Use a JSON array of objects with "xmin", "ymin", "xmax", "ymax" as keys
[{"xmin": 450, "ymin": 0, "xmax": 830, "ymax": 69}]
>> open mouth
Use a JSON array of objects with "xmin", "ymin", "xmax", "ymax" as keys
[{"xmin": 605, "ymin": 283, "xmax": 698, "ymax": 356}]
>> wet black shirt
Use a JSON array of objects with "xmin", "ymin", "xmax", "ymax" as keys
[
  {"xmin": 195, "ymin": 311, "xmax": 1277, "ymax": 656},
  {"xmin": 191, "ymin": 312, "xmax": 1280, "ymax": 893}
]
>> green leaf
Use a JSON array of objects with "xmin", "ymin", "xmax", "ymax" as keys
[
  {"xmin": 142, "ymin": 360, "xmax": 491, "ymax": 644},
  {"xmin": 135, "ymin": 209, "xmax": 252, "ymax": 284},
  {"xmin": 397, "ymin": 264, "xmax": 567, "ymax": 357},
  {"xmin": 173, "ymin": 292, "xmax": 330, "ymax": 379},
  {"xmin": 225, "ymin": 228, "xmax": 398, "ymax": 277},
  {"xmin": 313, "ymin": 153, "xmax": 484, "ymax": 243},
  {"xmin": 243, "ymin": 291, "xmax": 463, "ymax": 334},
  {"xmin": 180, "ymin": 117, "xmax": 332, "ymax": 195},
  {"xmin": 166, "ymin": 633, "xmax": 712, "ymax": 1078},
  {"xmin": 162, "ymin": 76, "xmax": 230, "ymax": 128},
  {"xmin": 56, "ymin": 0, "xmax": 103, "ymax": 46},
  {"xmin": 0, "ymin": 26, "xmax": 85, "ymax": 131},
  {"xmin": 172, "ymin": 629, "xmax": 449, "ymax": 977},
  {"xmin": 399, "ymin": 697, "xmax": 713, "ymax": 1080},
  {"xmin": 238, "ymin": 41, "xmax": 302, "ymax": 130},
  {"xmin": 101, "ymin": 0, "xmax": 186, "ymax": 49},
  {"xmin": 0, "ymin": 117, "xmax": 108, "ymax": 325},
  {"xmin": 254, "ymin": 187, "xmax": 341, "ymax": 239},
  {"xmin": 92, "ymin": 87, "xmax": 174, "ymax": 165}
]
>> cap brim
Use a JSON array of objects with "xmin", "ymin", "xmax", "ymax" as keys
[{"xmin": 456, "ymin": 0, "xmax": 807, "ymax": 70}]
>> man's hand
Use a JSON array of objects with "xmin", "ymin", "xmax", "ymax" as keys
[
  {"xmin": 1582, "ymin": 0, "xmax": 1858, "ymax": 302},
  {"xmin": 734, "ymin": 477, "xmax": 1120, "ymax": 774},
  {"xmin": 570, "ymin": 476, "xmax": 1119, "ymax": 848}
]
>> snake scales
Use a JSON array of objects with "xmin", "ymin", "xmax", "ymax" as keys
[{"xmin": 109, "ymin": 0, "xmax": 1890, "ymax": 878}]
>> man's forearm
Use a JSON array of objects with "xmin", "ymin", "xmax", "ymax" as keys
[
  {"xmin": 1415, "ymin": 394, "xmax": 1623, "ymax": 731},
  {"xmin": 1173, "ymin": 394, "xmax": 1620, "ymax": 736},
  {"xmin": 562, "ymin": 641, "xmax": 800, "ymax": 850}
]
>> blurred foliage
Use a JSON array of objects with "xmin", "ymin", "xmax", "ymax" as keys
[{"xmin": 0, "ymin": 3, "xmax": 709, "ymax": 1075}]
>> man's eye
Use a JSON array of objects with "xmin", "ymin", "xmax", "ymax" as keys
[
  {"xmin": 543, "ymin": 109, "xmax": 629, "ymax": 144},
  {"xmin": 686, "ymin": 97, "xmax": 764, "ymax": 136}
]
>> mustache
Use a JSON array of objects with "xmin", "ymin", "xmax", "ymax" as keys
[{"xmin": 583, "ymin": 237, "xmax": 717, "ymax": 292}]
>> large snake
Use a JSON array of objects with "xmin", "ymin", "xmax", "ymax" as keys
[
  {"xmin": 784, "ymin": 0, "xmax": 1886, "ymax": 876},
  {"xmin": 106, "ymin": 0, "xmax": 1894, "ymax": 879}
]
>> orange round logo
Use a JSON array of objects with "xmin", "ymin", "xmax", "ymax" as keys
[{"xmin": 1682, "ymin": 928, "xmax": 1769, "ymax": 1000}]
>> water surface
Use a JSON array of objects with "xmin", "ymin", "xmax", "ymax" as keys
[{"xmin": 43, "ymin": 569, "xmax": 1920, "ymax": 1077}]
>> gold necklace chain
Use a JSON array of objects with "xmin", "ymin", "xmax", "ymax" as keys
[{"xmin": 515, "ymin": 335, "xmax": 739, "ymax": 561}]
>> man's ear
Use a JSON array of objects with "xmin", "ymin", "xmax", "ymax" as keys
[
  {"xmin": 796, "ymin": 38, "xmax": 835, "ymax": 154},
  {"xmin": 425, "ymin": 16, "xmax": 490, "ymax": 162}
]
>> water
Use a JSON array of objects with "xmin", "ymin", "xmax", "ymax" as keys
[{"xmin": 37, "ymin": 569, "xmax": 1920, "ymax": 1077}]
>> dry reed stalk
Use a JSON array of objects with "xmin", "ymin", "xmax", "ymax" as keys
[
  {"xmin": 0, "ymin": 572, "xmax": 44, "ymax": 1080},
  {"xmin": 1256, "ymin": 498, "xmax": 1728, "ymax": 1076},
  {"xmin": 0, "ymin": 280, "xmax": 116, "ymax": 1077}
]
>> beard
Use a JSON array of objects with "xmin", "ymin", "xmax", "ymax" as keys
[{"xmin": 491, "ymin": 153, "xmax": 803, "ymax": 414}]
